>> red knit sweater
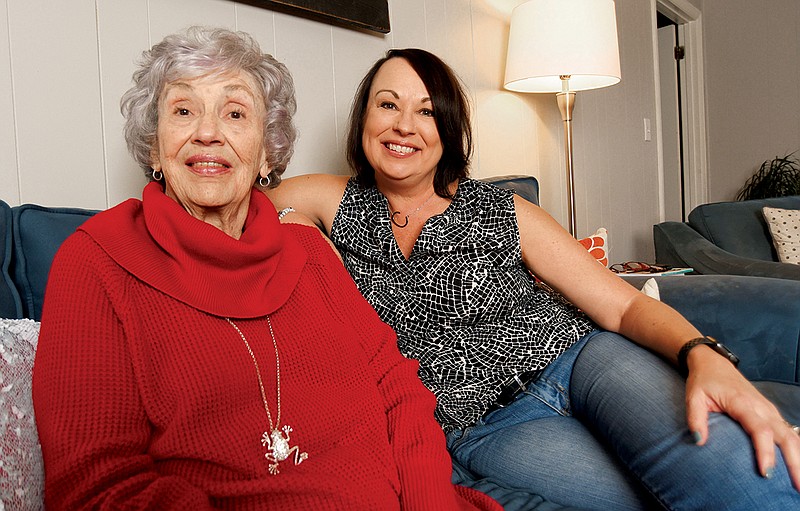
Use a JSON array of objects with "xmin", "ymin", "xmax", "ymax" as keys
[{"xmin": 32, "ymin": 183, "xmax": 500, "ymax": 510}]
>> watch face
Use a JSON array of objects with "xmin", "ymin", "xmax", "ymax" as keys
[{"xmin": 710, "ymin": 340, "xmax": 739, "ymax": 366}]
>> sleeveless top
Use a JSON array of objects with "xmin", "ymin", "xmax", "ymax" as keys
[{"xmin": 330, "ymin": 178, "xmax": 594, "ymax": 432}]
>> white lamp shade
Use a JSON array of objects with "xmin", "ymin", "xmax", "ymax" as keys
[{"xmin": 504, "ymin": 0, "xmax": 621, "ymax": 93}]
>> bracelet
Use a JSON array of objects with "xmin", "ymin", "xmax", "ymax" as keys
[
  {"xmin": 677, "ymin": 336, "xmax": 739, "ymax": 376},
  {"xmin": 278, "ymin": 207, "xmax": 295, "ymax": 220}
]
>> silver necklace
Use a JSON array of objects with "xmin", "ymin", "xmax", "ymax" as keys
[
  {"xmin": 226, "ymin": 317, "xmax": 308, "ymax": 475},
  {"xmin": 388, "ymin": 191, "xmax": 436, "ymax": 228}
]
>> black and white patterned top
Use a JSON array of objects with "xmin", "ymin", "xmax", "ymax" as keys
[{"xmin": 330, "ymin": 178, "xmax": 595, "ymax": 432}]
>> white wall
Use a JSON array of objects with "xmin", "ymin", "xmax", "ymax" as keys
[
  {"xmin": 699, "ymin": 0, "xmax": 800, "ymax": 202},
  {"xmin": 1, "ymin": 0, "xmax": 664, "ymax": 263}
]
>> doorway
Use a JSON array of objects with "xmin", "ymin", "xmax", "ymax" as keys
[
  {"xmin": 653, "ymin": 0, "xmax": 708, "ymax": 220},
  {"xmin": 657, "ymin": 12, "xmax": 685, "ymax": 221}
]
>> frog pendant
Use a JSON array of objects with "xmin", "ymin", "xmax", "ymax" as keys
[{"xmin": 261, "ymin": 425, "xmax": 308, "ymax": 475}]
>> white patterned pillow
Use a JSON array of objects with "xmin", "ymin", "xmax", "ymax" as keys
[
  {"xmin": 641, "ymin": 278, "xmax": 661, "ymax": 300},
  {"xmin": 763, "ymin": 207, "xmax": 800, "ymax": 264},
  {"xmin": 0, "ymin": 318, "xmax": 44, "ymax": 511}
]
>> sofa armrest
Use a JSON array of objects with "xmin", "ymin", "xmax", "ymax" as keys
[
  {"xmin": 654, "ymin": 222, "xmax": 800, "ymax": 281},
  {"xmin": 1, "ymin": 200, "xmax": 23, "ymax": 318},
  {"xmin": 481, "ymin": 175, "xmax": 540, "ymax": 206},
  {"xmin": 652, "ymin": 275, "xmax": 799, "ymax": 383},
  {"xmin": 11, "ymin": 204, "xmax": 97, "ymax": 320}
]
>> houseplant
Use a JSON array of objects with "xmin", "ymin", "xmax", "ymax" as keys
[{"xmin": 736, "ymin": 153, "xmax": 800, "ymax": 200}]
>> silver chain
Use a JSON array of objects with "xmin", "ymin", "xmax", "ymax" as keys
[
  {"xmin": 226, "ymin": 317, "xmax": 281, "ymax": 430},
  {"xmin": 388, "ymin": 190, "xmax": 437, "ymax": 228}
]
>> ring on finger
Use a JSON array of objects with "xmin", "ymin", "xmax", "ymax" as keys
[{"xmin": 784, "ymin": 420, "xmax": 800, "ymax": 435}]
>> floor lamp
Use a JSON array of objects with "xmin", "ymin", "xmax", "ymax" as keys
[{"xmin": 504, "ymin": 0, "xmax": 621, "ymax": 237}]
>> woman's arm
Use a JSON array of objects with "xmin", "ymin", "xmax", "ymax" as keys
[
  {"xmin": 32, "ymin": 234, "xmax": 214, "ymax": 510},
  {"xmin": 513, "ymin": 196, "xmax": 695, "ymax": 349},
  {"xmin": 514, "ymin": 195, "xmax": 800, "ymax": 489},
  {"xmin": 300, "ymin": 229, "xmax": 499, "ymax": 510},
  {"xmin": 265, "ymin": 174, "xmax": 349, "ymax": 235}
]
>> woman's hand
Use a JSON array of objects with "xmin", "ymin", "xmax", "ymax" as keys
[
  {"xmin": 278, "ymin": 209, "xmax": 343, "ymax": 261},
  {"xmin": 264, "ymin": 173, "xmax": 348, "ymax": 235},
  {"xmin": 685, "ymin": 346, "xmax": 800, "ymax": 490},
  {"xmin": 278, "ymin": 209, "xmax": 318, "ymax": 228}
]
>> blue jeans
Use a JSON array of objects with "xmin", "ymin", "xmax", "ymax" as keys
[{"xmin": 447, "ymin": 331, "xmax": 800, "ymax": 511}]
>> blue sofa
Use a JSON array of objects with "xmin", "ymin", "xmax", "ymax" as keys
[
  {"xmin": 10, "ymin": 177, "xmax": 797, "ymax": 381},
  {"xmin": 654, "ymin": 195, "xmax": 800, "ymax": 280},
  {"xmin": 2, "ymin": 177, "xmax": 800, "ymax": 511},
  {"xmin": 1, "ymin": 202, "xmax": 98, "ymax": 320}
]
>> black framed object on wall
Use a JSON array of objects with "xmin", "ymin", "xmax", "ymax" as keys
[{"xmin": 253, "ymin": 0, "xmax": 390, "ymax": 34}]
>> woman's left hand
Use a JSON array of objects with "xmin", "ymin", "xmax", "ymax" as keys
[
  {"xmin": 277, "ymin": 209, "xmax": 343, "ymax": 261},
  {"xmin": 685, "ymin": 346, "xmax": 800, "ymax": 490}
]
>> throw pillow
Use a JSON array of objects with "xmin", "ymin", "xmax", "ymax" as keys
[
  {"xmin": 579, "ymin": 227, "xmax": 609, "ymax": 267},
  {"xmin": 762, "ymin": 207, "xmax": 800, "ymax": 264},
  {"xmin": 0, "ymin": 318, "xmax": 44, "ymax": 511},
  {"xmin": 641, "ymin": 278, "xmax": 661, "ymax": 300}
]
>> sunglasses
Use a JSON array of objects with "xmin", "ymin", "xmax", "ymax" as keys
[{"xmin": 609, "ymin": 261, "xmax": 670, "ymax": 274}]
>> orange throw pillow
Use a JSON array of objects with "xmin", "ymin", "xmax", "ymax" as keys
[{"xmin": 579, "ymin": 227, "xmax": 609, "ymax": 267}]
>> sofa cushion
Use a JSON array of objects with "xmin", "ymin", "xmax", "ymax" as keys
[
  {"xmin": 687, "ymin": 195, "xmax": 800, "ymax": 261},
  {"xmin": 12, "ymin": 205, "xmax": 98, "ymax": 321},
  {"xmin": 1, "ymin": 201, "xmax": 23, "ymax": 319},
  {"xmin": 763, "ymin": 206, "xmax": 800, "ymax": 264},
  {"xmin": 481, "ymin": 175, "xmax": 539, "ymax": 206}
]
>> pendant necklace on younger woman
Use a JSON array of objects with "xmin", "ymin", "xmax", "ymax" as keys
[
  {"xmin": 226, "ymin": 316, "xmax": 308, "ymax": 475},
  {"xmin": 388, "ymin": 190, "xmax": 437, "ymax": 228}
]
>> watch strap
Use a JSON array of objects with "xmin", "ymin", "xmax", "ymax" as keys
[{"xmin": 677, "ymin": 336, "xmax": 739, "ymax": 376}]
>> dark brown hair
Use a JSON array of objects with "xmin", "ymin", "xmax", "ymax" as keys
[{"xmin": 345, "ymin": 48, "xmax": 472, "ymax": 198}]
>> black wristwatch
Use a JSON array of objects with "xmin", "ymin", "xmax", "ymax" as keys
[{"xmin": 677, "ymin": 336, "xmax": 740, "ymax": 376}]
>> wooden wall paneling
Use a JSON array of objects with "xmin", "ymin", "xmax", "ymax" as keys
[
  {"xmin": 0, "ymin": 0, "xmax": 20, "ymax": 205},
  {"xmin": 624, "ymin": 0, "xmax": 660, "ymax": 260},
  {"xmin": 441, "ymin": 0, "xmax": 475, "ymax": 74},
  {"xmin": 234, "ymin": 3, "xmax": 278, "ymax": 56},
  {"xmin": 434, "ymin": 1, "xmax": 476, "ymax": 172},
  {"xmin": 272, "ymin": 13, "xmax": 337, "ymax": 177},
  {"xmin": 330, "ymin": 25, "xmax": 390, "ymax": 173},
  {"xmin": 7, "ymin": 0, "xmax": 107, "ymax": 208},
  {"xmin": 387, "ymin": 0, "xmax": 427, "ymax": 50},
  {"xmin": 592, "ymin": 0, "xmax": 659, "ymax": 260},
  {"xmin": 470, "ymin": 1, "xmax": 508, "ymax": 96},
  {"xmin": 422, "ymin": 0, "xmax": 447, "ymax": 57},
  {"xmin": 148, "ymin": 0, "xmax": 237, "ymax": 43},
  {"xmin": 97, "ymin": 0, "xmax": 150, "ymax": 206},
  {"xmin": 470, "ymin": 0, "xmax": 525, "ymax": 179}
]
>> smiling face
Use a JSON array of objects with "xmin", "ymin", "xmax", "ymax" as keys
[
  {"xmin": 362, "ymin": 58, "xmax": 443, "ymax": 187},
  {"xmin": 151, "ymin": 70, "xmax": 268, "ymax": 229}
]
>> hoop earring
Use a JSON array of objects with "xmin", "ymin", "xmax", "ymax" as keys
[
  {"xmin": 258, "ymin": 175, "xmax": 271, "ymax": 188},
  {"xmin": 152, "ymin": 169, "xmax": 163, "ymax": 182}
]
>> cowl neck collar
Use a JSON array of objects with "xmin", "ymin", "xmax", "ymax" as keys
[{"xmin": 79, "ymin": 182, "xmax": 306, "ymax": 317}]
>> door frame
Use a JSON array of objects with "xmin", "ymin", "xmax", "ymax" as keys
[{"xmin": 651, "ymin": 0, "xmax": 709, "ymax": 219}]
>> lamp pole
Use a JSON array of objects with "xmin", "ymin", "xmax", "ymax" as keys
[{"xmin": 556, "ymin": 75, "xmax": 577, "ymax": 237}]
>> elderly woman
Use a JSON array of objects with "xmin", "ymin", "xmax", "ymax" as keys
[
  {"xmin": 31, "ymin": 28, "xmax": 500, "ymax": 510},
  {"xmin": 267, "ymin": 48, "xmax": 800, "ymax": 510}
]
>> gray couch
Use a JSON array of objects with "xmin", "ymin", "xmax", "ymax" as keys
[
  {"xmin": 654, "ymin": 195, "xmax": 800, "ymax": 280},
  {"xmin": 2, "ymin": 177, "xmax": 800, "ymax": 510}
]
